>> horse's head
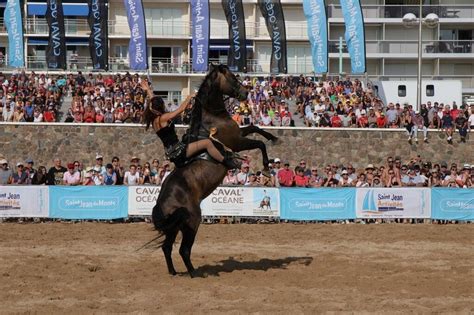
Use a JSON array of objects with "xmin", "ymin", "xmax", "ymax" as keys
[{"xmin": 209, "ymin": 64, "xmax": 248, "ymax": 101}]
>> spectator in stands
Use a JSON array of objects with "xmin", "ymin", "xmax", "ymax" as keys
[
  {"xmin": 308, "ymin": 167, "xmax": 323, "ymax": 187},
  {"xmin": 410, "ymin": 111, "xmax": 428, "ymax": 144},
  {"xmin": 355, "ymin": 173, "xmax": 370, "ymax": 187},
  {"xmin": 401, "ymin": 169, "xmax": 424, "ymax": 187},
  {"xmin": 103, "ymin": 164, "xmax": 117, "ymax": 185},
  {"xmin": 63, "ymin": 163, "xmax": 81, "ymax": 186},
  {"xmin": 278, "ymin": 161, "xmax": 294, "ymax": 187},
  {"xmin": 111, "ymin": 156, "xmax": 124, "ymax": 185},
  {"xmin": 0, "ymin": 158, "xmax": 12, "ymax": 185},
  {"xmin": 24, "ymin": 158, "xmax": 36, "ymax": 185},
  {"xmin": 32, "ymin": 166, "xmax": 47, "ymax": 185},
  {"xmin": 442, "ymin": 105, "xmax": 454, "ymax": 144},
  {"xmin": 124, "ymin": 164, "xmax": 140, "ymax": 185},
  {"xmin": 455, "ymin": 112, "xmax": 468, "ymax": 143},
  {"xmin": 82, "ymin": 169, "xmax": 94, "ymax": 186},
  {"xmin": 237, "ymin": 163, "xmax": 250, "ymax": 185},
  {"xmin": 223, "ymin": 169, "xmax": 238, "ymax": 185},
  {"xmin": 294, "ymin": 167, "xmax": 309, "ymax": 187},
  {"xmin": 11, "ymin": 162, "xmax": 27, "ymax": 184},
  {"xmin": 46, "ymin": 158, "xmax": 67, "ymax": 185}
]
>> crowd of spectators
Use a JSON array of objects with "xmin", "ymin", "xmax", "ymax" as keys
[
  {"xmin": 0, "ymin": 71, "xmax": 63, "ymax": 122},
  {"xmin": 2, "ymin": 71, "xmax": 474, "ymax": 142},
  {"xmin": 64, "ymin": 72, "xmax": 148, "ymax": 123},
  {"xmin": 0, "ymin": 154, "xmax": 472, "ymax": 188},
  {"xmin": 228, "ymin": 75, "xmax": 474, "ymax": 144}
]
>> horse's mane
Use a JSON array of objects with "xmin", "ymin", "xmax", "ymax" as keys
[{"xmin": 188, "ymin": 66, "xmax": 227, "ymax": 138}]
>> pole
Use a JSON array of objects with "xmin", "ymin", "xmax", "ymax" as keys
[
  {"xmin": 417, "ymin": 0, "xmax": 423, "ymax": 111},
  {"xmin": 339, "ymin": 36, "xmax": 343, "ymax": 74}
]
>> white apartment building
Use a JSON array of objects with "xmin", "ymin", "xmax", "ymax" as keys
[{"xmin": 0, "ymin": 0, "xmax": 473, "ymax": 100}]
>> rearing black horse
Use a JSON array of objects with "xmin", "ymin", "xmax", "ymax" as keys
[{"xmin": 152, "ymin": 64, "xmax": 277, "ymax": 277}]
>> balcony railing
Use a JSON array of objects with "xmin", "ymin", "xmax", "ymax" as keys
[
  {"xmin": 0, "ymin": 56, "xmax": 472, "ymax": 89},
  {"xmin": 19, "ymin": 4, "xmax": 474, "ymax": 39},
  {"xmin": 328, "ymin": 4, "xmax": 474, "ymax": 19},
  {"xmin": 328, "ymin": 40, "xmax": 474, "ymax": 54}
]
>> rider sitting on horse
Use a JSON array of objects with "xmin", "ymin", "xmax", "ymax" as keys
[{"xmin": 141, "ymin": 80, "xmax": 240, "ymax": 169}]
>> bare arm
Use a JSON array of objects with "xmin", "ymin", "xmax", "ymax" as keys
[{"xmin": 159, "ymin": 95, "xmax": 193, "ymax": 124}]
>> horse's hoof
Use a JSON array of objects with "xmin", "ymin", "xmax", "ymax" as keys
[
  {"xmin": 270, "ymin": 137, "xmax": 280, "ymax": 145},
  {"xmin": 169, "ymin": 270, "xmax": 177, "ymax": 276},
  {"xmin": 262, "ymin": 170, "xmax": 271, "ymax": 178}
]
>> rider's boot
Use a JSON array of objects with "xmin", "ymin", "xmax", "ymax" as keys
[{"xmin": 222, "ymin": 151, "xmax": 242, "ymax": 170}]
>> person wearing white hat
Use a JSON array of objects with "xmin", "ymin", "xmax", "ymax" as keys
[
  {"xmin": 93, "ymin": 154, "xmax": 106, "ymax": 175},
  {"xmin": 11, "ymin": 162, "xmax": 28, "ymax": 185},
  {"xmin": 0, "ymin": 158, "xmax": 12, "ymax": 185}
]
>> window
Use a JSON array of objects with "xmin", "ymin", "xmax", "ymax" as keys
[
  {"xmin": 398, "ymin": 85, "xmax": 407, "ymax": 97},
  {"xmin": 426, "ymin": 85, "xmax": 435, "ymax": 97}
]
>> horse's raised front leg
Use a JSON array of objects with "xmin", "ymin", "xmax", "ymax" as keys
[
  {"xmin": 240, "ymin": 125, "xmax": 278, "ymax": 142},
  {"xmin": 234, "ymin": 137, "xmax": 270, "ymax": 174}
]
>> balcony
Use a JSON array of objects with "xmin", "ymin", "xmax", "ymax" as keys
[
  {"xmin": 328, "ymin": 40, "xmax": 474, "ymax": 55},
  {"xmin": 328, "ymin": 4, "xmax": 474, "ymax": 19},
  {"xmin": 25, "ymin": 18, "xmax": 90, "ymax": 36}
]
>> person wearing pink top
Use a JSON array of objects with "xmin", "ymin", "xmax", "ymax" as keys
[{"xmin": 63, "ymin": 163, "xmax": 81, "ymax": 186}]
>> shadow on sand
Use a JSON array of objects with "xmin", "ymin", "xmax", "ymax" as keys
[{"xmin": 186, "ymin": 256, "xmax": 313, "ymax": 278}]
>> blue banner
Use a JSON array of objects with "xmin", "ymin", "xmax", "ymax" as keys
[
  {"xmin": 124, "ymin": 0, "xmax": 148, "ymax": 70},
  {"xmin": 339, "ymin": 0, "xmax": 366, "ymax": 74},
  {"xmin": 191, "ymin": 0, "xmax": 210, "ymax": 72},
  {"xmin": 303, "ymin": 0, "xmax": 328, "ymax": 74},
  {"xmin": 431, "ymin": 188, "xmax": 474, "ymax": 221},
  {"xmin": 280, "ymin": 188, "xmax": 356, "ymax": 221},
  {"xmin": 49, "ymin": 186, "xmax": 128, "ymax": 220},
  {"xmin": 4, "ymin": 0, "xmax": 24, "ymax": 68}
]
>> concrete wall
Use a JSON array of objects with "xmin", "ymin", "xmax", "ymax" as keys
[{"xmin": 0, "ymin": 123, "xmax": 472, "ymax": 171}]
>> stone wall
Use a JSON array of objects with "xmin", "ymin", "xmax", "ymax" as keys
[{"xmin": 0, "ymin": 123, "xmax": 472, "ymax": 171}]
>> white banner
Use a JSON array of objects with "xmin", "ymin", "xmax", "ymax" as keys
[
  {"xmin": 0, "ymin": 186, "xmax": 49, "ymax": 217},
  {"xmin": 128, "ymin": 186, "xmax": 161, "ymax": 216},
  {"xmin": 201, "ymin": 187, "xmax": 280, "ymax": 217},
  {"xmin": 356, "ymin": 188, "xmax": 431, "ymax": 219}
]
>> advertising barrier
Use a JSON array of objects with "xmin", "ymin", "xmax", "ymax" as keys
[
  {"xmin": 0, "ymin": 186, "xmax": 49, "ymax": 217},
  {"xmin": 128, "ymin": 186, "xmax": 161, "ymax": 216},
  {"xmin": 201, "ymin": 187, "xmax": 280, "ymax": 217},
  {"xmin": 431, "ymin": 188, "xmax": 474, "ymax": 221},
  {"xmin": 49, "ymin": 186, "xmax": 128, "ymax": 219},
  {"xmin": 356, "ymin": 188, "xmax": 431, "ymax": 219},
  {"xmin": 0, "ymin": 186, "xmax": 471, "ymax": 221},
  {"xmin": 280, "ymin": 188, "xmax": 356, "ymax": 221}
]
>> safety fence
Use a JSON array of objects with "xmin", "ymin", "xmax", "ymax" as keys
[{"xmin": 0, "ymin": 186, "xmax": 472, "ymax": 221}]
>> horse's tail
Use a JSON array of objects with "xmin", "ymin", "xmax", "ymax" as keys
[
  {"xmin": 153, "ymin": 205, "xmax": 189, "ymax": 235},
  {"xmin": 137, "ymin": 206, "xmax": 189, "ymax": 251}
]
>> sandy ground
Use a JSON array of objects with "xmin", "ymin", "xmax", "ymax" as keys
[{"xmin": 0, "ymin": 222, "xmax": 473, "ymax": 314}]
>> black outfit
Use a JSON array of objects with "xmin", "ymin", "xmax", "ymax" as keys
[
  {"xmin": 46, "ymin": 166, "xmax": 67, "ymax": 185},
  {"xmin": 157, "ymin": 122, "xmax": 187, "ymax": 167}
]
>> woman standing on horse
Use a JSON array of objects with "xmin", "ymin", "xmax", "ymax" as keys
[{"xmin": 141, "ymin": 80, "xmax": 240, "ymax": 169}]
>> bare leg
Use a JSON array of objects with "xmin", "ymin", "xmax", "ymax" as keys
[{"xmin": 186, "ymin": 139, "xmax": 224, "ymax": 162}]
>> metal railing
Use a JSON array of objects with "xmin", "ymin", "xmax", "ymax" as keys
[
  {"xmin": 0, "ymin": 55, "xmax": 472, "ymax": 89},
  {"xmin": 328, "ymin": 40, "xmax": 474, "ymax": 54},
  {"xmin": 18, "ymin": 4, "xmax": 474, "ymax": 39},
  {"xmin": 328, "ymin": 4, "xmax": 474, "ymax": 19}
]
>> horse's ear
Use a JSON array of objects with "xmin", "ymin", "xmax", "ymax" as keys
[{"xmin": 209, "ymin": 63, "xmax": 217, "ymax": 71}]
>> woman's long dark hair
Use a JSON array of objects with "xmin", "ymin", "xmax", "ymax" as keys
[{"xmin": 143, "ymin": 96, "xmax": 165, "ymax": 130}]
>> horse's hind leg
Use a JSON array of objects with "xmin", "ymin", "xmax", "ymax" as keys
[
  {"xmin": 240, "ymin": 125, "xmax": 278, "ymax": 142},
  {"xmin": 179, "ymin": 223, "xmax": 199, "ymax": 277},
  {"xmin": 162, "ymin": 228, "xmax": 179, "ymax": 275}
]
